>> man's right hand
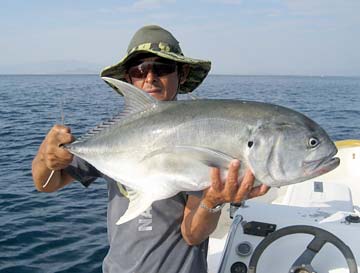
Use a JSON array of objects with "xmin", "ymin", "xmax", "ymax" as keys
[
  {"xmin": 41, "ymin": 125, "xmax": 75, "ymax": 170},
  {"xmin": 32, "ymin": 125, "xmax": 75, "ymax": 192}
]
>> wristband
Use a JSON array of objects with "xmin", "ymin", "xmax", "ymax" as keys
[{"xmin": 199, "ymin": 201, "xmax": 225, "ymax": 213}]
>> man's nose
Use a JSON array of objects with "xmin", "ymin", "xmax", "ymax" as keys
[{"xmin": 145, "ymin": 68, "xmax": 158, "ymax": 83}]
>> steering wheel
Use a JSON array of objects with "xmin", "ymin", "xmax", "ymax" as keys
[{"xmin": 248, "ymin": 225, "xmax": 357, "ymax": 273}]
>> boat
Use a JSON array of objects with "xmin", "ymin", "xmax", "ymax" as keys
[{"xmin": 208, "ymin": 139, "xmax": 360, "ymax": 273}]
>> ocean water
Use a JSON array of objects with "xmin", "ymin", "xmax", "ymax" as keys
[{"xmin": 0, "ymin": 74, "xmax": 359, "ymax": 272}]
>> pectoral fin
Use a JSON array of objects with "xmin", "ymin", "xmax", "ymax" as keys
[{"xmin": 143, "ymin": 145, "xmax": 235, "ymax": 169}]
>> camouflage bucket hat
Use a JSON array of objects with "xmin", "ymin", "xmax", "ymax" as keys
[{"xmin": 100, "ymin": 25, "xmax": 211, "ymax": 94}]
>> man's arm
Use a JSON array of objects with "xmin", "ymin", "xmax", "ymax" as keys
[
  {"xmin": 181, "ymin": 160, "xmax": 270, "ymax": 245},
  {"xmin": 32, "ymin": 125, "xmax": 75, "ymax": 192}
]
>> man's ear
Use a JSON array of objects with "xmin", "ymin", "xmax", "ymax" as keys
[{"xmin": 179, "ymin": 64, "xmax": 190, "ymax": 84}]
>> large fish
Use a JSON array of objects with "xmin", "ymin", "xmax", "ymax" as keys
[{"xmin": 65, "ymin": 77, "xmax": 340, "ymax": 224}]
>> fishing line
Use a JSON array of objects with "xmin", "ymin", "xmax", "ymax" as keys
[{"xmin": 42, "ymin": 170, "xmax": 55, "ymax": 188}]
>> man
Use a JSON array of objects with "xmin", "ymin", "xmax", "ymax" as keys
[{"xmin": 32, "ymin": 25, "xmax": 269, "ymax": 273}]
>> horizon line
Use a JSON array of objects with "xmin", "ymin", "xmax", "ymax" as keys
[{"xmin": 1, "ymin": 73, "xmax": 359, "ymax": 78}]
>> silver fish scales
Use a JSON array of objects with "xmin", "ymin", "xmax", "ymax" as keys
[{"xmin": 65, "ymin": 77, "xmax": 339, "ymax": 224}]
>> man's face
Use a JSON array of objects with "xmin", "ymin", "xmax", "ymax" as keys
[{"xmin": 126, "ymin": 57, "xmax": 183, "ymax": 101}]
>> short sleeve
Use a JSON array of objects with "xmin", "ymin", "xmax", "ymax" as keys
[
  {"xmin": 185, "ymin": 190, "xmax": 204, "ymax": 198},
  {"xmin": 64, "ymin": 156, "xmax": 101, "ymax": 187}
]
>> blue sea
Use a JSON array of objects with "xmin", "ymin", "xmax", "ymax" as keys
[{"xmin": 1, "ymin": 75, "xmax": 359, "ymax": 273}]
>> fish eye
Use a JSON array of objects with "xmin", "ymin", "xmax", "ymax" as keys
[
  {"xmin": 308, "ymin": 137, "xmax": 319, "ymax": 148},
  {"xmin": 248, "ymin": 141, "xmax": 254, "ymax": 148}
]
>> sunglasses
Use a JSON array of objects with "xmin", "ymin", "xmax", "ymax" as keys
[{"xmin": 128, "ymin": 61, "xmax": 178, "ymax": 79}]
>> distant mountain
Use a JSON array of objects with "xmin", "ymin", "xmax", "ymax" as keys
[{"xmin": 0, "ymin": 60, "xmax": 104, "ymax": 74}]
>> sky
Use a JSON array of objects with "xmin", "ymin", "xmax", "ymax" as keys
[{"xmin": 1, "ymin": 0, "xmax": 359, "ymax": 76}]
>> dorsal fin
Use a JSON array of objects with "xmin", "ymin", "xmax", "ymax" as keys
[
  {"xmin": 102, "ymin": 77, "xmax": 158, "ymax": 116},
  {"xmin": 68, "ymin": 78, "xmax": 159, "ymax": 145},
  {"xmin": 73, "ymin": 112, "xmax": 124, "ymax": 143}
]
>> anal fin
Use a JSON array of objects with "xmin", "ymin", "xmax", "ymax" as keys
[{"xmin": 116, "ymin": 184, "xmax": 153, "ymax": 225}]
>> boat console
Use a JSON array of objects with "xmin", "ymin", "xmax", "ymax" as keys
[
  {"xmin": 215, "ymin": 200, "xmax": 359, "ymax": 273},
  {"xmin": 208, "ymin": 140, "xmax": 360, "ymax": 273}
]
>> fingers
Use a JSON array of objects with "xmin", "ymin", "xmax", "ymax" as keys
[
  {"xmin": 247, "ymin": 184, "xmax": 270, "ymax": 199},
  {"xmin": 42, "ymin": 125, "xmax": 75, "ymax": 170},
  {"xmin": 206, "ymin": 160, "xmax": 240, "ymax": 202},
  {"xmin": 234, "ymin": 169, "xmax": 255, "ymax": 201},
  {"xmin": 48, "ymin": 125, "xmax": 74, "ymax": 146},
  {"xmin": 210, "ymin": 167, "xmax": 223, "ymax": 192},
  {"xmin": 224, "ymin": 160, "xmax": 240, "ymax": 199},
  {"xmin": 203, "ymin": 161, "xmax": 270, "ymax": 207},
  {"xmin": 45, "ymin": 151, "xmax": 73, "ymax": 170}
]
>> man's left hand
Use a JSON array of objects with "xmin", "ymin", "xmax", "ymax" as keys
[{"xmin": 201, "ymin": 160, "xmax": 270, "ymax": 209}]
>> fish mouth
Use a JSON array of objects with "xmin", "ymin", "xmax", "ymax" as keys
[{"xmin": 303, "ymin": 151, "xmax": 340, "ymax": 176}]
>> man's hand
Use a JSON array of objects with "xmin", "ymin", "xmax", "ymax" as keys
[
  {"xmin": 181, "ymin": 159, "xmax": 270, "ymax": 245},
  {"xmin": 41, "ymin": 125, "xmax": 75, "ymax": 170},
  {"xmin": 201, "ymin": 160, "xmax": 270, "ymax": 209},
  {"xmin": 32, "ymin": 124, "xmax": 75, "ymax": 192}
]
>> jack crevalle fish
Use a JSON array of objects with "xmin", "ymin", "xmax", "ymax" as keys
[{"xmin": 65, "ymin": 77, "xmax": 340, "ymax": 225}]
